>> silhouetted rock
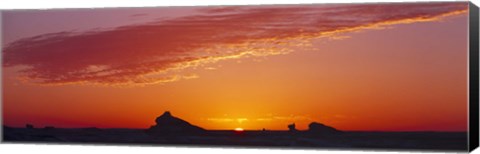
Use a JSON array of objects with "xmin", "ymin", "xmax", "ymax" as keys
[
  {"xmin": 3, "ymin": 125, "xmax": 12, "ymax": 130},
  {"xmin": 147, "ymin": 111, "xmax": 205, "ymax": 136},
  {"xmin": 43, "ymin": 126, "xmax": 55, "ymax": 130},
  {"xmin": 26, "ymin": 124, "xmax": 34, "ymax": 129},
  {"xmin": 288, "ymin": 123, "xmax": 297, "ymax": 132},
  {"xmin": 307, "ymin": 122, "xmax": 342, "ymax": 135},
  {"xmin": 3, "ymin": 126, "xmax": 15, "ymax": 141},
  {"xmin": 82, "ymin": 127, "xmax": 102, "ymax": 132}
]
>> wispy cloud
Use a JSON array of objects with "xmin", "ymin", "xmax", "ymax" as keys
[
  {"xmin": 206, "ymin": 114, "xmax": 314, "ymax": 124},
  {"xmin": 2, "ymin": 2, "xmax": 467, "ymax": 86},
  {"xmin": 207, "ymin": 118, "xmax": 249, "ymax": 123}
]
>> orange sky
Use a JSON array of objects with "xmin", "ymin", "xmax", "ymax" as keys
[{"xmin": 2, "ymin": 2, "xmax": 470, "ymax": 131}]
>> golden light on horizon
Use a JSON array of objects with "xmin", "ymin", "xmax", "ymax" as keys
[{"xmin": 234, "ymin": 128, "xmax": 244, "ymax": 132}]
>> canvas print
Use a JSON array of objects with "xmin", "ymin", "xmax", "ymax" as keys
[{"xmin": 1, "ymin": 1, "xmax": 477, "ymax": 152}]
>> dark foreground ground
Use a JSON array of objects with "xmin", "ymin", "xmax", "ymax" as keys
[{"xmin": 2, "ymin": 127, "xmax": 467, "ymax": 152}]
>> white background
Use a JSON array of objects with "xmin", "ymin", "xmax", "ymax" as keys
[{"xmin": 0, "ymin": 0, "xmax": 479, "ymax": 154}]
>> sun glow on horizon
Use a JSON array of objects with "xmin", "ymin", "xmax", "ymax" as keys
[{"xmin": 234, "ymin": 128, "xmax": 244, "ymax": 131}]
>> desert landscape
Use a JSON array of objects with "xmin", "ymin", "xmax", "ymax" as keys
[{"xmin": 3, "ymin": 112, "xmax": 467, "ymax": 151}]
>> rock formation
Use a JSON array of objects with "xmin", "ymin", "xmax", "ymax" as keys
[
  {"xmin": 288, "ymin": 123, "xmax": 297, "ymax": 132},
  {"xmin": 26, "ymin": 124, "xmax": 34, "ymax": 129},
  {"xmin": 307, "ymin": 122, "xmax": 342, "ymax": 135},
  {"xmin": 3, "ymin": 125, "xmax": 12, "ymax": 131},
  {"xmin": 146, "ymin": 111, "xmax": 205, "ymax": 136},
  {"xmin": 43, "ymin": 126, "xmax": 55, "ymax": 130}
]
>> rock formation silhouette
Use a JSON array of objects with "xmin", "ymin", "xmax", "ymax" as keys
[
  {"xmin": 43, "ymin": 126, "xmax": 55, "ymax": 130},
  {"xmin": 307, "ymin": 122, "xmax": 342, "ymax": 135},
  {"xmin": 3, "ymin": 125, "xmax": 12, "ymax": 131},
  {"xmin": 146, "ymin": 111, "xmax": 205, "ymax": 136},
  {"xmin": 26, "ymin": 124, "xmax": 34, "ymax": 129},
  {"xmin": 288, "ymin": 123, "xmax": 297, "ymax": 132}
]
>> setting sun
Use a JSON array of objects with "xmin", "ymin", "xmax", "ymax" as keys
[{"xmin": 234, "ymin": 128, "xmax": 244, "ymax": 132}]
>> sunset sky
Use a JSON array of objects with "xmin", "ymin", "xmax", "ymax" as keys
[{"xmin": 1, "ymin": 2, "xmax": 470, "ymax": 131}]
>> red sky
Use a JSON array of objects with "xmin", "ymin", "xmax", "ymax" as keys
[{"xmin": 1, "ymin": 2, "xmax": 470, "ymax": 131}]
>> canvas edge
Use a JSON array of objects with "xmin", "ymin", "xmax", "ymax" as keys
[{"xmin": 468, "ymin": 1, "xmax": 480, "ymax": 152}]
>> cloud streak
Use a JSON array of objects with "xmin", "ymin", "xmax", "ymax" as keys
[
  {"xmin": 2, "ymin": 2, "xmax": 468, "ymax": 86},
  {"xmin": 206, "ymin": 114, "xmax": 314, "ymax": 124}
]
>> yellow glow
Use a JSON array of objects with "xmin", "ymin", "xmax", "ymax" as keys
[{"xmin": 234, "ymin": 128, "xmax": 244, "ymax": 131}]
